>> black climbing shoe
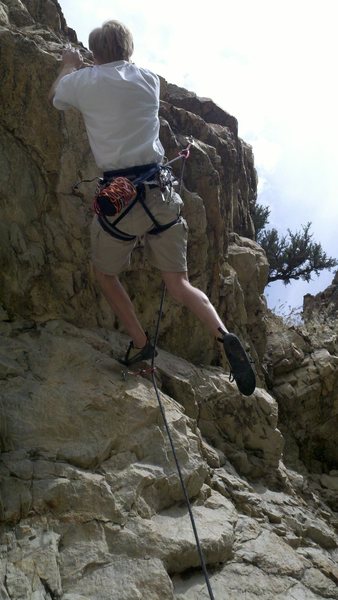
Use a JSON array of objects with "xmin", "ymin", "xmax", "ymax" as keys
[
  {"xmin": 219, "ymin": 328, "xmax": 256, "ymax": 396},
  {"xmin": 119, "ymin": 334, "xmax": 157, "ymax": 367}
]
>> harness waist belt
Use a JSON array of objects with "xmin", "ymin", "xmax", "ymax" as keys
[
  {"xmin": 103, "ymin": 163, "xmax": 160, "ymax": 180},
  {"xmin": 97, "ymin": 163, "xmax": 180, "ymax": 241}
]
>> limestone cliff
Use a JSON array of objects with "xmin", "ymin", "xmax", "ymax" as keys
[{"xmin": 1, "ymin": 2, "xmax": 338, "ymax": 600}]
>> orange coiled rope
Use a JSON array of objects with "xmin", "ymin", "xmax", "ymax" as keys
[{"xmin": 93, "ymin": 176, "xmax": 137, "ymax": 216}]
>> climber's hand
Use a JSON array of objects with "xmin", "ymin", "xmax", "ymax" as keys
[{"xmin": 61, "ymin": 45, "xmax": 83, "ymax": 69}]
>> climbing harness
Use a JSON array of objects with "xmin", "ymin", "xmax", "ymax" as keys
[
  {"xmin": 72, "ymin": 139, "xmax": 193, "ymax": 243},
  {"xmin": 95, "ymin": 141, "xmax": 192, "ymax": 241}
]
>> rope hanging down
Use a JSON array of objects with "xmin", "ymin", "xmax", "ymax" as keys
[
  {"xmin": 149, "ymin": 283, "xmax": 216, "ymax": 600},
  {"xmin": 129, "ymin": 141, "xmax": 215, "ymax": 598}
]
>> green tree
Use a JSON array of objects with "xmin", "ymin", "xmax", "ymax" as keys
[
  {"xmin": 258, "ymin": 222, "xmax": 337, "ymax": 285},
  {"xmin": 251, "ymin": 202, "xmax": 271, "ymax": 241}
]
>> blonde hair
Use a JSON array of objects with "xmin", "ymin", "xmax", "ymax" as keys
[{"xmin": 89, "ymin": 20, "xmax": 134, "ymax": 63}]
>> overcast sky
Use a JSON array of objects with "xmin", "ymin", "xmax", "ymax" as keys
[{"xmin": 58, "ymin": 0, "xmax": 338, "ymax": 315}]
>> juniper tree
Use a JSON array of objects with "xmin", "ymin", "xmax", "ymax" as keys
[{"xmin": 257, "ymin": 221, "xmax": 337, "ymax": 285}]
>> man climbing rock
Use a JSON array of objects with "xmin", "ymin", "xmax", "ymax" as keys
[{"xmin": 49, "ymin": 19, "xmax": 256, "ymax": 396}]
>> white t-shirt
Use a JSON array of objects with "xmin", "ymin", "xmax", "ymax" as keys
[{"xmin": 53, "ymin": 61, "xmax": 164, "ymax": 171}]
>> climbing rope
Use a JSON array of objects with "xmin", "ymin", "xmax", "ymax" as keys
[
  {"xmin": 115, "ymin": 139, "xmax": 214, "ymax": 597},
  {"xmin": 149, "ymin": 284, "xmax": 216, "ymax": 600},
  {"xmin": 147, "ymin": 140, "xmax": 215, "ymax": 598}
]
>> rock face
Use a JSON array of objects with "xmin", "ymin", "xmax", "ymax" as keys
[
  {"xmin": 1, "ymin": 2, "xmax": 338, "ymax": 600},
  {"xmin": 303, "ymin": 271, "xmax": 338, "ymax": 320},
  {"xmin": 0, "ymin": 0, "xmax": 267, "ymax": 370}
]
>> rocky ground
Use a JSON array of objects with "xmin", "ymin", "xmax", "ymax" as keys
[{"xmin": 1, "ymin": 317, "xmax": 337, "ymax": 599}]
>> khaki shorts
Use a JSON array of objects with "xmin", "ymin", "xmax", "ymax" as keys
[{"xmin": 90, "ymin": 186, "xmax": 188, "ymax": 275}]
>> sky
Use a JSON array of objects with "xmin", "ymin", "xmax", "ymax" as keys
[{"xmin": 58, "ymin": 0, "xmax": 338, "ymax": 315}]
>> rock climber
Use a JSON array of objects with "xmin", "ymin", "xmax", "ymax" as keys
[{"xmin": 48, "ymin": 19, "xmax": 256, "ymax": 395}]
